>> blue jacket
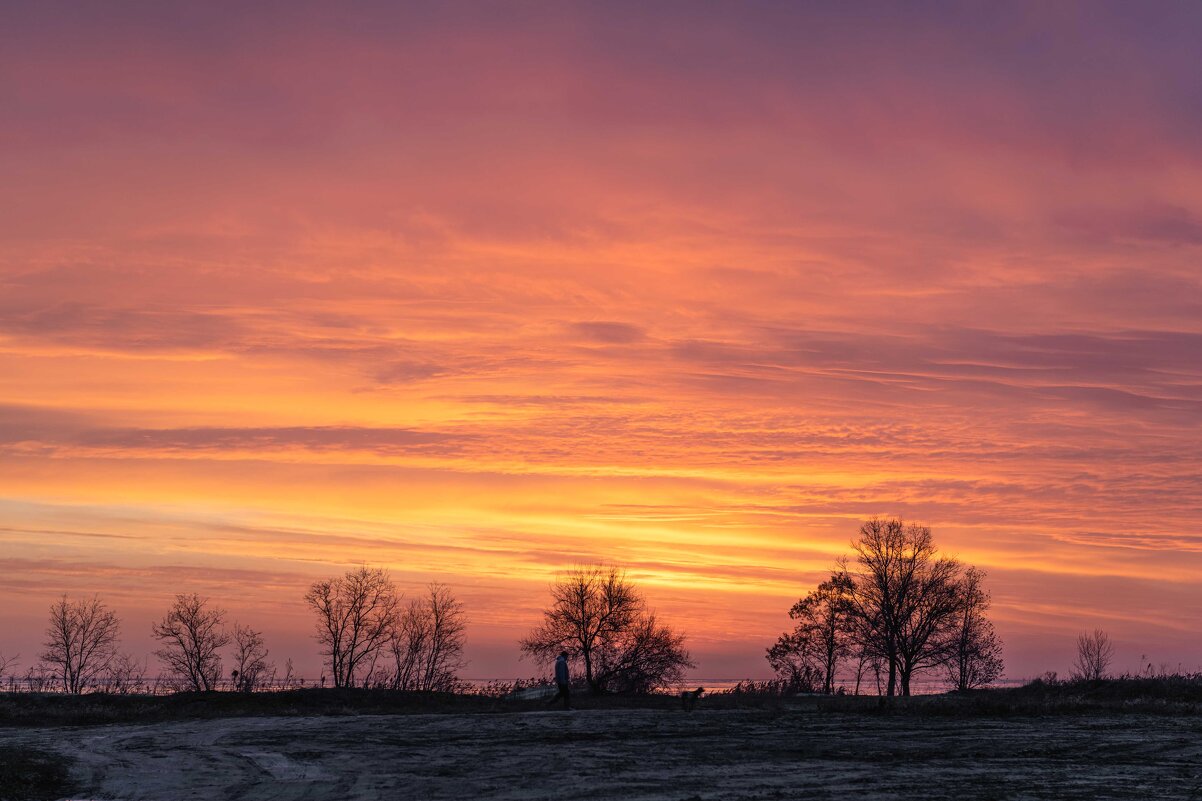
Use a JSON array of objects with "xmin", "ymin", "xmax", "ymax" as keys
[{"xmin": 554, "ymin": 655, "xmax": 570, "ymax": 685}]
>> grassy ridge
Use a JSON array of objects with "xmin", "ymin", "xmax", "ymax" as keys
[
  {"xmin": 0, "ymin": 688, "xmax": 505, "ymax": 727},
  {"xmin": 911, "ymin": 675, "xmax": 1202, "ymax": 716},
  {"xmin": 1, "ymin": 677, "xmax": 1200, "ymax": 728}
]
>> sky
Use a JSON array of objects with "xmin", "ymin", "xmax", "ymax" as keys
[{"xmin": 3, "ymin": 1, "xmax": 1202, "ymax": 683}]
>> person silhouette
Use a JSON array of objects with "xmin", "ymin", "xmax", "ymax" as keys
[{"xmin": 546, "ymin": 651, "xmax": 571, "ymax": 710}]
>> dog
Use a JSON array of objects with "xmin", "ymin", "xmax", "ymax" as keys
[{"xmin": 680, "ymin": 687, "xmax": 705, "ymax": 711}]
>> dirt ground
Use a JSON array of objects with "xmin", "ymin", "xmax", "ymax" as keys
[{"xmin": 7, "ymin": 708, "xmax": 1202, "ymax": 800}]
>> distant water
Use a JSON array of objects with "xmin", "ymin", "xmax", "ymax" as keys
[
  {"xmin": 5, "ymin": 676, "xmax": 1029, "ymax": 696},
  {"xmin": 464, "ymin": 677, "xmax": 1028, "ymax": 696}
]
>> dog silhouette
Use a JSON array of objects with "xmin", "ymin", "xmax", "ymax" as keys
[{"xmin": 680, "ymin": 687, "xmax": 705, "ymax": 711}]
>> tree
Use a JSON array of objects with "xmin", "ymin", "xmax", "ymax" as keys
[
  {"xmin": 520, "ymin": 565, "xmax": 694, "ymax": 693},
  {"xmin": 781, "ymin": 518, "xmax": 1003, "ymax": 698},
  {"xmin": 389, "ymin": 583, "xmax": 467, "ymax": 692},
  {"xmin": 593, "ymin": 612, "xmax": 694, "ymax": 693},
  {"xmin": 851, "ymin": 647, "xmax": 886, "ymax": 696},
  {"xmin": 945, "ymin": 567, "xmax": 1004, "ymax": 690},
  {"xmin": 767, "ymin": 579, "xmax": 850, "ymax": 693},
  {"xmin": 41, "ymin": 595, "xmax": 121, "ymax": 694},
  {"xmin": 1072, "ymin": 628, "xmax": 1114, "ymax": 681},
  {"xmin": 152, "ymin": 594, "xmax": 230, "ymax": 691},
  {"xmin": 305, "ymin": 566, "xmax": 399, "ymax": 688},
  {"xmin": 766, "ymin": 628, "xmax": 822, "ymax": 693},
  {"xmin": 838, "ymin": 518, "xmax": 963, "ymax": 696},
  {"xmin": 230, "ymin": 623, "xmax": 272, "ymax": 692},
  {"xmin": 0, "ymin": 652, "xmax": 20, "ymax": 692},
  {"xmin": 100, "ymin": 652, "xmax": 148, "ymax": 695}
]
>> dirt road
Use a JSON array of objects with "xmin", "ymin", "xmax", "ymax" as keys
[{"xmin": 7, "ymin": 708, "xmax": 1202, "ymax": 800}]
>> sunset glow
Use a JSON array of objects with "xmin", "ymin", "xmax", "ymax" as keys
[{"xmin": 3, "ymin": 2, "xmax": 1202, "ymax": 681}]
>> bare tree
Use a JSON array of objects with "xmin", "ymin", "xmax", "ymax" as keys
[
  {"xmin": 520, "ymin": 565, "xmax": 693, "ymax": 693},
  {"xmin": 1072, "ymin": 628, "xmax": 1115, "ymax": 681},
  {"xmin": 780, "ymin": 519, "xmax": 1002, "ymax": 698},
  {"xmin": 945, "ymin": 567, "xmax": 1004, "ymax": 690},
  {"xmin": 521, "ymin": 566, "xmax": 638, "ymax": 692},
  {"xmin": 152, "ymin": 594, "xmax": 230, "ymax": 691},
  {"xmin": 767, "ymin": 579, "xmax": 850, "ymax": 694},
  {"xmin": 41, "ymin": 595, "xmax": 121, "ymax": 694},
  {"xmin": 231, "ymin": 623, "xmax": 272, "ymax": 692},
  {"xmin": 101, "ymin": 653, "xmax": 148, "ymax": 695},
  {"xmin": 852, "ymin": 647, "xmax": 885, "ymax": 696},
  {"xmin": 593, "ymin": 612, "xmax": 694, "ymax": 693},
  {"xmin": 894, "ymin": 559, "xmax": 964, "ymax": 696},
  {"xmin": 305, "ymin": 566, "xmax": 399, "ymax": 688},
  {"xmin": 390, "ymin": 605, "xmax": 425, "ymax": 691},
  {"xmin": 838, "ymin": 518, "xmax": 963, "ymax": 696},
  {"xmin": 766, "ymin": 627, "xmax": 822, "ymax": 693},
  {"xmin": 24, "ymin": 663, "xmax": 55, "ymax": 693},
  {"xmin": 389, "ymin": 583, "xmax": 467, "ymax": 692},
  {"xmin": 0, "ymin": 652, "xmax": 19, "ymax": 692}
]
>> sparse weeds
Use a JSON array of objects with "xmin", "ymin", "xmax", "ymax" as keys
[{"xmin": 3, "ymin": 674, "xmax": 1201, "ymax": 727}]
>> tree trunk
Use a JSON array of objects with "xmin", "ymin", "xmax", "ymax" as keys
[{"xmin": 583, "ymin": 648, "xmax": 596, "ymax": 693}]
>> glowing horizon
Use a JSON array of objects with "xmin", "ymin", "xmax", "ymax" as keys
[{"xmin": 3, "ymin": 2, "xmax": 1202, "ymax": 683}]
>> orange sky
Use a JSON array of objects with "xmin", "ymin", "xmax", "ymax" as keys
[{"xmin": 3, "ymin": 2, "xmax": 1202, "ymax": 681}]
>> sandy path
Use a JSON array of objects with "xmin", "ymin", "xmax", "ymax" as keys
[{"xmin": 6, "ymin": 709, "xmax": 1202, "ymax": 800}]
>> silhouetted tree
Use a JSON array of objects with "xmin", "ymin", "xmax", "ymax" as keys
[
  {"xmin": 0, "ymin": 652, "xmax": 20, "ymax": 692},
  {"xmin": 305, "ymin": 566, "xmax": 398, "ymax": 688},
  {"xmin": 852, "ymin": 648, "xmax": 886, "ymax": 696},
  {"xmin": 41, "ymin": 595, "xmax": 121, "ymax": 694},
  {"xmin": 593, "ymin": 612, "xmax": 693, "ymax": 693},
  {"xmin": 389, "ymin": 583, "xmax": 467, "ymax": 691},
  {"xmin": 100, "ymin": 652, "xmax": 148, "ymax": 695},
  {"xmin": 152, "ymin": 594, "xmax": 230, "ymax": 691},
  {"xmin": 766, "ymin": 631, "xmax": 822, "ymax": 693},
  {"xmin": 24, "ymin": 663, "xmax": 55, "ymax": 693},
  {"xmin": 838, "ymin": 518, "xmax": 963, "ymax": 696},
  {"xmin": 945, "ymin": 567, "xmax": 1004, "ymax": 690},
  {"xmin": 779, "ymin": 519, "xmax": 1003, "ymax": 697},
  {"xmin": 767, "ymin": 579, "xmax": 850, "ymax": 693},
  {"xmin": 1072, "ymin": 628, "xmax": 1114, "ymax": 681},
  {"xmin": 231, "ymin": 623, "xmax": 272, "ymax": 692},
  {"xmin": 520, "ymin": 565, "xmax": 694, "ymax": 693}
]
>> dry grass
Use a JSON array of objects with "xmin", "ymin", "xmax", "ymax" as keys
[{"xmin": 2, "ymin": 675, "xmax": 1200, "ymax": 729}]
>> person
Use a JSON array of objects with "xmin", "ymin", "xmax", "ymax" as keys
[{"xmin": 546, "ymin": 651, "xmax": 571, "ymax": 710}]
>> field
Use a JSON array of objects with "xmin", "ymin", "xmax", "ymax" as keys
[{"xmin": 2, "ymin": 685, "xmax": 1202, "ymax": 800}]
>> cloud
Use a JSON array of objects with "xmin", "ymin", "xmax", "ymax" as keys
[
  {"xmin": 1057, "ymin": 204, "xmax": 1202, "ymax": 246},
  {"xmin": 0, "ymin": 303, "xmax": 244, "ymax": 353},
  {"xmin": 0, "ymin": 403, "xmax": 96, "ymax": 442},
  {"xmin": 373, "ymin": 361, "xmax": 454, "ymax": 384},
  {"xmin": 568, "ymin": 321, "xmax": 647, "ymax": 344},
  {"xmin": 76, "ymin": 426, "xmax": 467, "ymax": 453},
  {"xmin": 0, "ymin": 407, "xmax": 471, "ymax": 457}
]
